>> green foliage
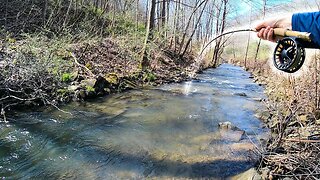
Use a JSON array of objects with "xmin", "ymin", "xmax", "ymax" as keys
[
  {"xmin": 86, "ymin": 85, "xmax": 95, "ymax": 92},
  {"xmin": 61, "ymin": 73, "xmax": 73, "ymax": 82},
  {"xmin": 144, "ymin": 72, "xmax": 157, "ymax": 82},
  {"xmin": 106, "ymin": 14, "xmax": 146, "ymax": 36},
  {"xmin": 5, "ymin": 33, "xmax": 75, "ymax": 84},
  {"xmin": 57, "ymin": 88, "xmax": 70, "ymax": 96},
  {"xmin": 85, "ymin": 5, "xmax": 105, "ymax": 17}
]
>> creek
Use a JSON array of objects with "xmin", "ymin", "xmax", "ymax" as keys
[{"xmin": 0, "ymin": 64, "xmax": 268, "ymax": 179}]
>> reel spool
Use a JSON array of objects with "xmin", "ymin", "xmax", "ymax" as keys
[{"xmin": 273, "ymin": 37, "xmax": 305, "ymax": 73}]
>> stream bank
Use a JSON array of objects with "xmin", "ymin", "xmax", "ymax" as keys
[
  {"xmin": 231, "ymin": 59, "xmax": 320, "ymax": 179},
  {"xmin": 0, "ymin": 37, "xmax": 202, "ymax": 117}
]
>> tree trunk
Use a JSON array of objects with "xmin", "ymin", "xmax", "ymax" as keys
[
  {"xmin": 141, "ymin": 0, "xmax": 156, "ymax": 70},
  {"xmin": 254, "ymin": 0, "xmax": 267, "ymax": 64},
  {"xmin": 244, "ymin": 33, "xmax": 250, "ymax": 69},
  {"xmin": 212, "ymin": 0, "xmax": 228, "ymax": 67},
  {"xmin": 161, "ymin": 0, "xmax": 166, "ymax": 37}
]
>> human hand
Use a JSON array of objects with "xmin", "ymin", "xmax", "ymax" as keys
[{"xmin": 254, "ymin": 16, "xmax": 292, "ymax": 42}]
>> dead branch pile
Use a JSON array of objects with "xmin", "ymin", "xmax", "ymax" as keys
[{"xmin": 259, "ymin": 102, "xmax": 320, "ymax": 180}]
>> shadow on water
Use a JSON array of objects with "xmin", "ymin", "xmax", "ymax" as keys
[
  {"xmin": 0, "ymin": 64, "xmax": 268, "ymax": 179},
  {"xmin": 3, "ymin": 115, "xmax": 254, "ymax": 179}
]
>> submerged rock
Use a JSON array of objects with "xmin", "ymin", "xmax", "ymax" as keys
[
  {"xmin": 231, "ymin": 168, "xmax": 262, "ymax": 180},
  {"xmin": 218, "ymin": 121, "xmax": 245, "ymax": 141},
  {"xmin": 233, "ymin": 92, "xmax": 247, "ymax": 97},
  {"xmin": 218, "ymin": 121, "xmax": 242, "ymax": 131},
  {"xmin": 251, "ymin": 97, "xmax": 263, "ymax": 102}
]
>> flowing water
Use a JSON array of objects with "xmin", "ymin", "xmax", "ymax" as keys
[{"xmin": 0, "ymin": 64, "xmax": 268, "ymax": 179}]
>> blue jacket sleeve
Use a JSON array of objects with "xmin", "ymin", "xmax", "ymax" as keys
[{"xmin": 292, "ymin": 11, "xmax": 320, "ymax": 47}]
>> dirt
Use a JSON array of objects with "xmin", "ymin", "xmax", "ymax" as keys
[{"xmin": 69, "ymin": 38, "xmax": 200, "ymax": 100}]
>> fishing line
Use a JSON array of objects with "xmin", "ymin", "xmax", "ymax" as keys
[{"xmin": 199, "ymin": 29, "xmax": 256, "ymax": 56}]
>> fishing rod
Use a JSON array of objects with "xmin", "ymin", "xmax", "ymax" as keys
[{"xmin": 200, "ymin": 28, "xmax": 318, "ymax": 73}]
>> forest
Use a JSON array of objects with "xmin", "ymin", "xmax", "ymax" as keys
[{"xmin": 0, "ymin": 0, "xmax": 320, "ymax": 179}]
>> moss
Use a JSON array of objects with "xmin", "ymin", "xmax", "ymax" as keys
[
  {"xmin": 147, "ymin": 73, "xmax": 156, "ymax": 82},
  {"xmin": 143, "ymin": 72, "xmax": 157, "ymax": 82},
  {"xmin": 105, "ymin": 73, "xmax": 119, "ymax": 84},
  {"xmin": 61, "ymin": 73, "xmax": 73, "ymax": 82},
  {"xmin": 57, "ymin": 88, "xmax": 70, "ymax": 96},
  {"xmin": 85, "ymin": 63, "xmax": 93, "ymax": 70},
  {"xmin": 85, "ymin": 85, "xmax": 95, "ymax": 92}
]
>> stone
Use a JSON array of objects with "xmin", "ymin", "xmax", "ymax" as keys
[
  {"xmin": 255, "ymin": 111, "xmax": 271, "ymax": 122},
  {"xmin": 80, "ymin": 78, "xmax": 96, "ymax": 88},
  {"xmin": 260, "ymin": 167, "xmax": 271, "ymax": 179},
  {"xmin": 94, "ymin": 76, "xmax": 110, "ymax": 94},
  {"xmin": 220, "ymin": 130, "xmax": 245, "ymax": 142},
  {"xmin": 218, "ymin": 121, "xmax": 245, "ymax": 141},
  {"xmin": 218, "ymin": 121, "xmax": 242, "ymax": 131},
  {"xmin": 251, "ymin": 98, "xmax": 263, "ymax": 102},
  {"xmin": 234, "ymin": 92, "xmax": 247, "ymax": 97},
  {"xmin": 67, "ymin": 85, "xmax": 80, "ymax": 92},
  {"xmin": 75, "ymin": 89, "xmax": 86, "ymax": 99},
  {"xmin": 314, "ymin": 110, "xmax": 320, "ymax": 120},
  {"xmin": 231, "ymin": 168, "xmax": 262, "ymax": 180}
]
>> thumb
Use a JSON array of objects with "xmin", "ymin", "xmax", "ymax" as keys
[{"xmin": 254, "ymin": 22, "xmax": 267, "ymax": 31}]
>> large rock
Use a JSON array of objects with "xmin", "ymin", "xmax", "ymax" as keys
[
  {"xmin": 80, "ymin": 76, "xmax": 111, "ymax": 95},
  {"xmin": 94, "ymin": 76, "xmax": 110, "ymax": 94}
]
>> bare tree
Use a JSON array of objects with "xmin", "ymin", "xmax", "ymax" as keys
[
  {"xmin": 212, "ymin": 0, "xmax": 228, "ymax": 67},
  {"xmin": 141, "ymin": 0, "xmax": 156, "ymax": 70},
  {"xmin": 254, "ymin": 0, "xmax": 267, "ymax": 64}
]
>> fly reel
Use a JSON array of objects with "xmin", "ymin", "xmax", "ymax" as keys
[
  {"xmin": 273, "ymin": 37, "xmax": 305, "ymax": 73},
  {"xmin": 272, "ymin": 28, "xmax": 318, "ymax": 73}
]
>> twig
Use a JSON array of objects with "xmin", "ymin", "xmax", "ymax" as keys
[
  {"xmin": 47, "ymin": 101, "xmax": 72, "ymax": 116},
  {"xmin": 71, "ymin": 52, "xmax": 95, "ymax": 77},
  {"xmin": 0, "ymin": 95, "xmax": 37, "ymax": 101},
  {"xmin": 271, "ymin": 172, "xmax": 320, "ymax": 177},
  {"xmin": 284, "ymin": 138, "xmax": 320, "ymax": 143}
]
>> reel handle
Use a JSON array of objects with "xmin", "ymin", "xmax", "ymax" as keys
[{"xmin": 273, "ymin": 28, "xmax": 311, "ymax": 42}]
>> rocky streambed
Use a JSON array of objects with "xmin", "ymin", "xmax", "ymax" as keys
[{"xmin": 0, "ymin": 64, "xmax": 269, "ymax": 179}]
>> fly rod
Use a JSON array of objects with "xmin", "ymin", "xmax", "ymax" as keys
[{"xmin": 199, "ymin": 28, "xmax": 315, "ymax": 73}]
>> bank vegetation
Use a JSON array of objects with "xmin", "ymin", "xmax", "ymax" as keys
[
  {"xmin": 0, "ymin": 0, "xmax": 233, "ymax": 119},
  {"xmin": 223, "ymin": 0, "xmax": 320, "ymax": 179}
]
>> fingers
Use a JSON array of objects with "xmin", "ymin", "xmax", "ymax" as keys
[
  {"xmin": 257, "ymin": 26, "xmax": 275, "ymax": 42},
  {"xmin": 263, "ymin": 26, "xmax": 270, "ymax": 39},
  {"xmin": 267, "ymin": 28, "xmax": 275, "ymax": 42},
  {"xmin": 257, "ymin": 28, "xmax": 265, "ymax": 39},
  {"xmin": 254, "ymin": 22, "xmax": 267, "ymax": 32}
]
